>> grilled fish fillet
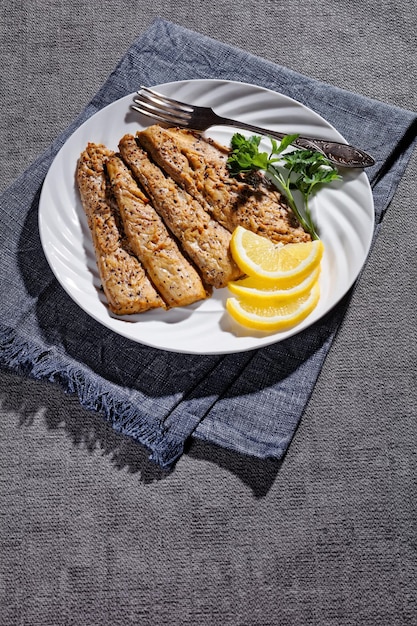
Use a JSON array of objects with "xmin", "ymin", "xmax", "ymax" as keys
[
  {"xmin": 118, "ymin": 134, "xmax": 242, "ymax": 289},
  {"xmin": 106, "ymin": 155, "xmax": 209, "ymax": 308},
  {"xmin": 76, "ymin": 143, "xmax": 164, "ymax": 315},
  {"xmin": 137, "ymin": 125, "xmax": 311, "ymax": 244}
]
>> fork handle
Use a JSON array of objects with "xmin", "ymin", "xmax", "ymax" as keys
[{"xmin": 216, "ymin": 115, "xmax": 375, "ymax": 168}]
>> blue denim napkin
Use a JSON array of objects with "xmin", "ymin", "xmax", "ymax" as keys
[{"xmin": 1, "ymin": 19, "xmax": 416, "ymax": 468}]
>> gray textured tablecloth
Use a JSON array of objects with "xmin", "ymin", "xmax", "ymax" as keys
[{"xmin": 1, "ymin": 3, "xmax": 416, "ymax": 625}]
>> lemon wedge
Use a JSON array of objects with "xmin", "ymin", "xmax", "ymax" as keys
[
  {"xmin": 226, "ymin": 282, "xmax": 320, "ymax": 331},
  {"xmin": 230, "ymin": 226, "xmax": 324, "ymax": 285},
  {"xmin": 228, "ymin": 266, "xmax": 320, "ymax": 303}
]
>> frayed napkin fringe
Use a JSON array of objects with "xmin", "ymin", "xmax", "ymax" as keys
[
  {"xmin": 149, "ymin": 438, "xmax": 185, "ymax": 469},
  {"xmin": 0, "ymin": 326, "xmax": 181, "ymax": 467}
]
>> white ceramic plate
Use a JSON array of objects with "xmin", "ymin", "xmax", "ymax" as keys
[{"xmin": 38, "ymin": 79, "xmax": 374, "ymax": 354}]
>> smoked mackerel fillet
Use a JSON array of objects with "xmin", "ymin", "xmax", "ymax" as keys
[
  {"xmin": 137, "ymin": 125, "xmax": 311, "ymax": 244},
  {"xmin": 118, "ymin": 134, "xmax": 242, "ymax": 289},
  {"xmin": 106, "ymin": 155, "xmax": 209, "ymax": 308},
  {"xmin": 76, "ymin": 143, "xmax": 164, "ymax": 315}
]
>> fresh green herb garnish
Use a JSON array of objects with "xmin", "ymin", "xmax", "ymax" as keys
[{"xmin": 227, "ymin": 133, "xmax": 341, "ymax": 240}]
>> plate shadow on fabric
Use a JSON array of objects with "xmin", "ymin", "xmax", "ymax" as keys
[{"xmin": 19, "ymin": 190, "xmax": 335, "ymax": 395}]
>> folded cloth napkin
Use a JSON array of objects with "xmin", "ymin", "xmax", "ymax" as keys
[{"xmin": 1, "ymin": 19, "xmax": 416, "ymax": 469}]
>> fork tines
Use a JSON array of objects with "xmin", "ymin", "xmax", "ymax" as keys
[{"xmin": 131, "ymin": 86, "xmax": 193, "ymax": 126}]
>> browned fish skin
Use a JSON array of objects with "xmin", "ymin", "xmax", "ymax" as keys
[
  {"xmin": 106, "ymin": 155, "xmax": 209, "ymax": 308},
  {"xmin": 137, "ymin": 125, "xmax": 311, "ymax": 244},
  {"xmin": 118, "ymin": 134, "xmax": 242, "ymax": 289},
  {"xmin": 76, "ymin": 142, "xmax": 164, "ymax": 315}
]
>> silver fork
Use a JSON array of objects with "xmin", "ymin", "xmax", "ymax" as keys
[{"xmin": 131, "ymin": 86, "xmax": 375, "ymax": 169}]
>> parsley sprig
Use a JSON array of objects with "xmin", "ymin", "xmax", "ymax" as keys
[{"xmin": 227, "ymin": 133, "xmax": 341, "ymax": 240}]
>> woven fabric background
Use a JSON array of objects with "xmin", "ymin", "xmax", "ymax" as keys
[{"xmin": 1, "ymin": 2, "xmax": 416, "ymax": 625}]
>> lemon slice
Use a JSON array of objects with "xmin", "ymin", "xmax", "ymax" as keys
[
  {"xmin": 226, "ymin": 282, "xmax": 320, "ymax": 331},
  {"xmin": 230, "ymin": 226, "xmax": 324, "ymax": 285},
  {"xmin": 228, "ymin": 266, "xmax": 320, "ymax": 303}
]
